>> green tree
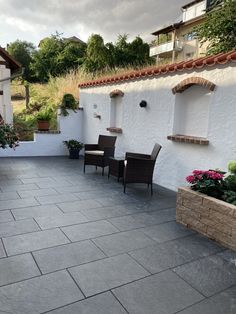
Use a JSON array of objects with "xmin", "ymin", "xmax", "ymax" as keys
[
  {"xmin": 31, "ymin": 33, "xmax": 86, "ymax": 82},
  {"xmin": 7, "ymin": 40, "xmax": 36, "ymax": 81},
  {"xmin": 83, "ymin": 34, "xmax": 109, "ymax": 73},
  {"xmin": 195, "ymin": 0, "xmax": 236, "ymax": 54}
]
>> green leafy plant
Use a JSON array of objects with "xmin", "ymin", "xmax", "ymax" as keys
[
  {"xmin": 60, "ymin": 93, "xmax": 78, "ymax": 116},
  {"xmin": 63, "ymin": 139, "xmax": 84, "ymax": 150},
  {"xmin": 0, "ymin": 124, "xmax": 19, "ymax": 149},
  {"xmin": 228, "ymin": 160, "xmax": 236, "ymax": 174},
  {"xmin": 35, "ymin": 108, "xmax": 53, "ymax": 121},
  {"xmin": 222, "ymin": 190, "xmax": 236, "ymax": 205}
]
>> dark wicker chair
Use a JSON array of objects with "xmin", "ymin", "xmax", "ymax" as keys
[
  {"xmin": 84, "ymin": 135, "xmax": 117, "ymax": 175},
  {"xmin": 123, "ymin": 143, "xmax": 162, "ymax": 194}
]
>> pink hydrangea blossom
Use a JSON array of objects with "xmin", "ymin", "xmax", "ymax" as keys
[{"xmin": 186, "ymin": 175, "xmax": 195, "ymax": 183}]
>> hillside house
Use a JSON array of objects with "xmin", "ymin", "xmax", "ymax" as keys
[
  {"xmin": 150, "ymin": 0, "xmax": 217, "ymax": 63},
  {"xmin": 0, "ymin": 47, "xmax": 21, "ymax": 124}
]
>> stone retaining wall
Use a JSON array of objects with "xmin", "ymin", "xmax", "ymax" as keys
[{"xmin": 176, "ymin": 187, "xmax": 236, "ymax": 251}]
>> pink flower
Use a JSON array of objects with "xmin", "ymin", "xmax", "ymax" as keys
[
  {"xmin": 186, "ymin": 175, "xmax": 195, "ymax": 183},
  {"xmin": 193, "ymin": 170, "xmax": 204, "ymax": 175}
]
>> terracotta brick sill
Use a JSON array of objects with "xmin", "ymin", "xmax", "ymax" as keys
[
  {"xmin": 167, "ymin": 134, "xmax": 209, "ymax": 145},
  {"xmin": 35, "ymin": 130, "xmax": 61, "ymax": 134},
  {"xmin": 106, "ymin": 127, "xmax": 123, "ymax": 134}
]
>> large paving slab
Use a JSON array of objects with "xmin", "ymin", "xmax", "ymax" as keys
[
  {"xmin": 0, "ymin": 253, "xmax": 40, "ymax": 286},
  {"xmin": 178, "ymin": 285, "xmax": 236, "ymax": 314},
  {"xmin": 0, "ymin": 197, "xmax": 39, "ymax": 211},
  {"xmin": 58, "ymin": 199, "xmax": 103, "ymax": 213},
  {"xmin": 36, "ymin": 193, "xmax": 79, "ymax": 205},
  {"xmin": 3, "ymin": 228, "xmax": 70, "ymax": 256},
  {"xmin": 141, "ymin": 221, "xmax": 195, "ymax": 243},
  {"xmin": 12, "ymin": 204, "xmax": 63, "ymax": 220},
  {"xmin": 18, "ymin": 188, "xmax": 59, "ymax": 198},
  {"xmin": 48, "ymin": 291, "xmax": 127, "ymax": 314},
  {"xmin": 0, "ymin": 270, "xmax": 83, "ymax": 314},
  {"xmin": 108, "ymin": 208, "xmax": 176, "ymax": 231},
  {"xmin": 0, "ymin": 183, "xmax": 39, "ymax": 192},
  {"xmin": 93, "ymin": 229, "xmax": 156, "ymax": 256},
  {"xmin": 35, "ymin": 212, "xmax": 89, "ymax": 229},
  {"xmin": 33, "ymin": 240, "xmax": 105, "ymax": 273},
  {"xmin": 0, "ymin": 191, "xmax": 20, "ymax": 201},
  {"xmin": 69, "ymin": 253, "xmax": 149, "ymax": 296},
  {"xmin": 0, "ymin": 219, "xmax": 39, "ymax": 238},
  {"xmin": 62, "ymin": 220, "xmax": 119, "ymax": 242},
  {"xmin": 129, "ymin": 234, "xmax": 223, "ymax": 274},
  {"xmin": 113, "ymin": 270, "xmax": 204, "ymax": 314},
  {"xmin": 173, "ymin": 255, "xmax": 236, "ymax": 297}
]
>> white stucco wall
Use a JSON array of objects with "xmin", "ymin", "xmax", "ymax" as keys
[
  {"xmin": 79, "ymin": 64, "xmax": 236, "ymax": 191},
  {"xmin": 0, "ymin": 60, "xmax": 13, "ymax": 124},
  {"xmin": 0, "ymin": 110, "xmax": 83, "ymax": 157}
]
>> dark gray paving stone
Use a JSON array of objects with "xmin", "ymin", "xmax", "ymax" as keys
[
  {"xmin": 0, "ymin": 210, "xmax": 14, "ymax": 223},
  {"xmin": 47, "ymin": 291, "xmax": 126, "ymax": 314},
  {"xmin": 0, "ymin": 241, "xmax": 6, "ymax": 258},
  {"xmin": 113, "ymin": 270, "xmax": 204, "ymax": 314},
  {"xmin": 18, "ymin": 188, "xmax": 58, "ymax": 198},
  {"xmin": 108, "ymin": 208, "xmax": 176, "ymax": 232},
  {"xmin": 36, "ymin": 193, "xmax": 79, "ymax": 205},
  {"xmin": 217, "ymin": 249, "xmax": 236, "ymax": 267},
  {"xmin": 33, "ymin": 240, "xmax": 105, "ymax": 273},
  {"xmin": 131, "ymin": 197, "xmax": 177, "ymax": 211},
  {"xmin": 174, "ymin": 255, "xmax": 236, "ymax": 297},
  {"xmin": 96, "ymin": 196, "xmax": 136, "ymax": 207},
  {"xmin": 0, "ymin": 197, "xmax": 39, "ymax": 211},
  {"xmin": 12, "ymin": 204, "xmax": 63, "ymax": 220},
  {"xmin": 81, "ymin": 205, "xmax": 139, "ymax": 221},
  {"xmin": 37, "ymin": 180, "xmax": 73, "ymax": 189},
  {"xmin": 69, "ymin": 253, "xmax": 149, "ymax": 297},
  {"xmin": 21, "ymin": 177, "xmax": 56, "ymax": 184},
  {"xmin": 0, "ymin": 253, "xmax": 40, "ymax": 286},
  {"xmin": 0, "ymin": 183, "xmax": 39, "ymax": 192},
  {"xmin": 35, "ymin": 212, "xmax": 89, "ymax": 229},
  {"xmin": 3, "ymin": 229, "xmax": 70, "ymax": 256},
  {"xmin": 141, "ymin": 221, "xmax": 195, "ymax": 243},
  {"xmin": 58, "ymin": 199, "xmax": 103, "ymax": 213},
  {"xmin": 178, "ymin": 285, "xmax": 236, "ymax": 314},
  {"xmin": 0, "ymin": 191, "xmax": 20, "ymax": 201},
  {"xmin": 0, "ymin": 178, "xmax": 23, "ymax": 186},
  {"xmin": 62, "ymin": 220, "xmax": 119, "ymax": 242},
  {"xmin": 129, "ymin": 234, "xmax": 223, "ymax": 274},
  {"xmin": 0, "ymin": 270, "xmax": 83, "ymax": 314},
  {"xmin": 0, "ymin": 219, "xmax": 40, "ymax": 238},
  {"xmin": 93, "ymin": 229, "xmax": 156, "ymax": 256}
]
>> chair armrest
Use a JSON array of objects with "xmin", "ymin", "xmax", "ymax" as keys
[
  {"xmin": 84, "ymin": 144, "xmax": 99, "ymax": 150},
  {"xmin": 103, "ymin": 146, "xmax": 115, "ymax": 157},
  {"xmin": 125, "ymin": 152, "xmax": 151, "ymax": 160}
]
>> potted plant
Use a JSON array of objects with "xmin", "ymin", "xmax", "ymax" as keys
[
  {"xmin": 177, "ymin": 162, "xmax": 236, "ymax": 251},
  {"xmin": 63, "ymin": 139, "xmax": 84, "ymax": 159},
  {"xmin": 36, "ymin": 108, "xmax": 53, "ymax": 131},
  {"xmin": 60, "ymin": 94, "xmax": 78, "ymax": 116}
]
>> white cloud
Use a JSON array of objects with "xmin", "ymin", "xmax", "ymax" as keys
[{"xmin": 0, "ymin": 0, "xmax": 187, "ymax": 46}]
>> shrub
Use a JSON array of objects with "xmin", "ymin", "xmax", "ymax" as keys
[
  {"xmin": 35, "ymin": 107, "xmax": 53, "ymax": 121},
  {"xmin": 63, "ymin": 139, "xmax": 84, "ymax": 150},
  {"xmin": 222, "ymin": 190, "xmax": 236, "ymax": 205},
  {"xmin": 0, "ymin": 124, "xmax": 19, "ymax": 149},
  {"xmin": 60, "ymin": 93, "xmax": 78, "ymax": 116}
]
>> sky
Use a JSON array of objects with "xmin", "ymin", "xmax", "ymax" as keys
[{"xmin": 0, "ymin": 0, "xmax": 187, "ymax": 47}]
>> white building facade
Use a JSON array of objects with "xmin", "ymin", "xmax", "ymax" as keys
[{"xmin": 79, "ymin": 51, "xmax": 236, "ymax": 191}]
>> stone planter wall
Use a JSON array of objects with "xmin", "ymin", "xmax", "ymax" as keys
[{"xmin": 176, "ymin": 187, "xmax": 236, "ymax": 251}]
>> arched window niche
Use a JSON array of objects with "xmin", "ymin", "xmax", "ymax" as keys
[
  {"xmin": 168, "ymin": 77, "xmax": 216, "ymax": 145},
  {"xmin": 107, "ymin": 89, "xmax": 124, "ymax": 134}
]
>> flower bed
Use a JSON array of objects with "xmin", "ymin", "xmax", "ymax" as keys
[
  {"xmin": 176, "ymin": 187, "xmax": 236, "ymax": 251},
  {"xmin": 177, "ymin": 162, "xmax": 236, "ymax": 251}
]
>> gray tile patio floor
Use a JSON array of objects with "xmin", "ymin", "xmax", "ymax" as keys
[{"xmin": 0, "ymin": 157, "xmax": 235, "ymax": 313}]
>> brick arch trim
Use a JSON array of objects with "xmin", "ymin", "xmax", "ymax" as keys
[
  {"xmin": 109, "ymin": 89, "xmax": 124, "ymax": 98},
  {"xmin": 172, "ymin": 77, "xmax": 216, "ymax": 94}
]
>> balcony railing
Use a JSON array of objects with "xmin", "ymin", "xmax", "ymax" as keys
[{"xmin": 150, "ymin": 41, "xmax": 183, "ymax": 57}]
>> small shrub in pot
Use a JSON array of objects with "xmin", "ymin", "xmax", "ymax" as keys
[
  {"xmin": 63, "ymin": 139, "xmax": 84, "ymax": 159},
  {"xmin": 36, "ymin": 108, "xmax": 53, "ymax": 131}
]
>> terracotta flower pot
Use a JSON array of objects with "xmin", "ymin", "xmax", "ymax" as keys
[{"xmin": 37, "ymin": 120, "xmax": 50, "ymax": 131}]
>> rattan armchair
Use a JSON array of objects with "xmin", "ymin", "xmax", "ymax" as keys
[
  {"xmin": 84, "ymin": 135, "xmax": 117, "ymax": 175},
  {"xmin": 123, "ymin": 143, "xmax": 162, "ymax": 194}
]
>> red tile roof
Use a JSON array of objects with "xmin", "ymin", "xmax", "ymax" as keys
[
  {"xmin": 78, "ymin": 50, "xmax": 236, "ymax": 88},
  {"xmin": 0, "ymin": 47, "xmax": 21, "ymax": 72}
]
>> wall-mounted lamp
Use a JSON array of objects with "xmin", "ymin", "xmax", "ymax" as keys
[
  {"xmin": 139, "ymin": 100, "xmax": 147, "ymax": 108},
  {"xmin": 93, "ymin": 112, "xmax": 101, "ymax": 119}
]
